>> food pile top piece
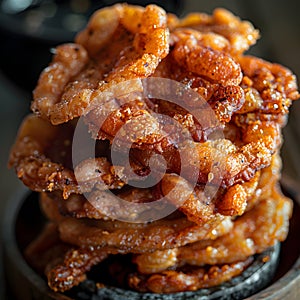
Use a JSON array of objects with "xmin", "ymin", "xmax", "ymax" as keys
[{"xmin": 9, "ymin": 3, "xmax": 299, "ymax": 294}]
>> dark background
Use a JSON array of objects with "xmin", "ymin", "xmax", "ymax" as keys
[{"xmin": 1, "ymin": 1, "xmax": 300, "ymax": 299}]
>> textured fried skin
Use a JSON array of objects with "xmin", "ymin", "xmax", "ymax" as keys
[
  {"xmin": 47, "ymin": 247, "xmax": 112, "ymax": 292},
  {"xmin": 239, "ymin": 55, "xmax": 300, "ymax": 106},
  {"xmin": 8, "ymin": 115, "xmax": 127, "ymax": 198},
  {"xmin": 31, "ymin": 44, "xmax": 89, "ymax": 122},
  {"xmin": 173, "ymin": 8, "xmax": 259, "ymax": 55},
  {"xmin": 134, "ymin": 185, "xmax": 291, "ymax": 274},
  {"xmin": 46, "ymin": 248, "xmax": 249, "ymax": 293},
  {"xmin": 38, "ymin": 160, "xmax": 282, "ymax": 292},
  {"xmin": 41, "ymin": 215, "xmax": 232, "ymax": 292},
  {"xmin": 159, "ymin": 171, "xmax": 259, "ymax": 224},
  {"xmin": 41, "ymin": 188, "xmax": 159, "ymax": 222},
  {"xmin": 57, "ymin": 214, "xmax": 233, "ymax": 253},
  {"xmin": 128, "ymin": 120, "xmax": 279, "ymax": 189},
  {"xmin": 177, "ymin": 192, "xmax": 292, "ymax": 267},
  {"xmin": 128, "ymin": 259, "xmax": 252, "ymax": 293},
  {"xmin": 75, "ymin": 4, "xmax": 123, "ymax": 57},
  {"xmin": 172, "ymin": 33, "xmax": 243, "ymax": 86},
  {"xmin": 31, "ymin": 4, "xmax": 169, "ymax": 126}
]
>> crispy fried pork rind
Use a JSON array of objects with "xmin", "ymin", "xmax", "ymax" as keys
[
  {"xmin": 31, "ymin": 4, "xmax": 169, "ymax": 125},
  {"xmin": 170, "ymin": 8, "xmax": 260, "ymax": 55},
  {"xmin": 9, "ymin": 2, "xmax": 300, "ymax": 295},
  {"xmin": 40, "ymin": 190, "xmax": 233, "ymax": 252},
  {"xmin": 128, "ymin": 259, "xmax": 253, "ymax": 293},
  {"xmin": 133, "ymin": 189, "xmax": 291, "ymax": 274},
  {"xmin": 8, "ymin": 115, "xmax": 128, "ymax": 199}
]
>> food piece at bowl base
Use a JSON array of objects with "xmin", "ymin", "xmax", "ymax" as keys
[{"xmin": 7, "ymin": 2, "xmax": 299, "ymax": 297}]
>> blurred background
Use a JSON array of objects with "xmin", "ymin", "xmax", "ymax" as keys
[{"xmin": 1, "ymin": 0, "xmax": 300, "ymax": 298}]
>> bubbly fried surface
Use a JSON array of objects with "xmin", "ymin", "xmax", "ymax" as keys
[
  {"xmin": 31, "ymin": 4, "xmax": 169, "ymax": 125},
  {"xmin": 133, "ymin": 187, "xmax": 291, "ymax": 274},
  {"xmin": 8, "ymin": 115, "xmax": 128, "ymax": 198},
  {"xmin": 128, "ymin": 259, "xmax": 252, "ymax": 293},
  {"xmin": 47, "ymin": 247, "xmax": 111, "ymax": 292},
  {"xmin": 57, "ymin": 214, "xmax": 232, "ymax": 253}
]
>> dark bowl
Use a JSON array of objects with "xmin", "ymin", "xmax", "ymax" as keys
[{"xmin": 2, "ymin": 176, "xmax": 300, "ymax": 300}]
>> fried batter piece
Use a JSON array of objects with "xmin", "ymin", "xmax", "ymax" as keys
[
  {"xmin": 41, "ymin": 217, "xmax": 233, "ymax": 292},
  {"xmin": 36, "ymin": 162, "xmax": 282, "ymax": 292},
  {"xmin": 159, "ymin": 171, "xmax": 260, "ymax": 223},
  {"xmin": 8, "ymin": 115, "xmax": 128, "ymax": 199},
  {"xmin": 128, "ymin": 259, "xmax": 252, "ymax": 293},
  {"xmin": 31, "ymin": 44, "xmax": 89, "ymax": 123},
  {"xmin": 172, "ymin": 31, "xmax": 243, "ymax": 86},
  {"xmin": 58, "ymin": 214, "xmax": 232, "ymax": 253},
  {"xmin": 177, "ymin": 191, "xmax": 292, "ymax": 267},
  {"xmin": 238, "ymin": 56, "xmax": 300, "ymax": 110},
  {"xmin": 40, "ymin": 169, "xmax": 254, "ymax": 226},
  {"xmin": 172, "ymin": 8, "xmax": 259, "ymax": 55},
  {"xmin": 133, "ymin": 186, "xmax": 291, "ymax": 274},
  {"xmin": 128, "ymin": 120, "xmax": 279, "ymax": 188},
  {"xmin": 41, "ymin": 187, "xmax": 163, "ymax": 222},
  {"xmin": 47, "ymin": 247, "xmax": 112, "ymax": 292},
  {"xmin": 32, "ymin": 4, "xmax": 169, "ymax": 125}
]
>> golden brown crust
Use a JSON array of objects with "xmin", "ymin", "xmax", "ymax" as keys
[
  {"xmin": 31, "ymin": 4, "xmax": 169, "ymax": 126},
  {"xmin": 8, "ymin": 115, "xmax": 128, "ymax": 198},
  {"xmin": 134, "ymin": 188, "xmax": 291, "ymax": 275},
  {"xmin": 128, "ymin": 259, "xmax": 252, "ymax": 293}
]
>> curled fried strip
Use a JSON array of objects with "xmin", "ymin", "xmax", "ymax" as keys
[
  {"xmin": 153, "ymin": 54, "xmax": 245, "ymax": 126},
  {"xmin": 97, "ymin": 4, "xmax": 169, "ymax": 82},
  {"xmin": 130, "ymin": 120, "xmax": 279, "ymax": 189},
  {"xmin": 133, "ymin": 216, "xmax": 233, "ymax": 275},
  {"xmin": 215, "ymin": 170, "xmax": 260, "ymax": 216},
  {"xmin": 44, "ymin": 217, "xmax": 232, "ymax": 292},
  {"xmin": 74, "ymin": 158, "xmax": 127, "ymax": 194},
  {"xmin": 86, "ymin": 96, "xmax": 173, "ymax": 150},
  {"xmin": 160, "ymin": 173, "xmax": 220, "ymax": 224},
  {"xmin": 171, "ymin": 28, "xmax": 231, "ymax": 53},
  {"xmin": 31, "ymin": 4, "xmax": 169, "ymax": 126},
  {"xmin": 188, "ymin": 120, "xmax": 280, "ymax": 186},
  {"xmin": 245, "ymin": 153, "xmax": 282, "ymax": 211},
  {"xmin": 58, "ymin": 213, "xmax": 232, "ymax": 253},
  {"xmin": 8, "ymin": 115, "xmax": 127, "ymax": 198},
  {"xmin": 177, "ymin": 192, "xmax": 292, "ymax": 267},
  {"xmin": 128, "ymin": 259, "xmax": 252, "ymax": 293},
  {"xmin": 172, "ymin": 33, "xmax": 242, "ymax": 86},
  {"xmin": 239, "ymin": 55, "xmax": 300, "ymax": 106},
  {"xmin": 208, "ymin": 85, "xmax": 245, "ymax": 122},
  {"xmin": 47, "ymin": 247, "xmax": 112, "ymax": 292},
  {"xmin": 160, "ymin": 170, "xmax": 260, "ymax": 223},
  {"xmin": 31, "ymin": 44, "xmax": 89, "ymax": 121},
  {"xmin": 75, "ymin": 4, "xmax": 123, "ymax": 57},
  {"xmin": 41, "ymin": 188, "xmax": 158, "ymax": 222},
  {"xmin": 174, "ymin": 8, "xmax": 259, "ymax": 55}
]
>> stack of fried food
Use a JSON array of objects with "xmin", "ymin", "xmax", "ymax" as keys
[{"xmin": 9, "ymin": 4, "xmax": 299, "ymax": 294}]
